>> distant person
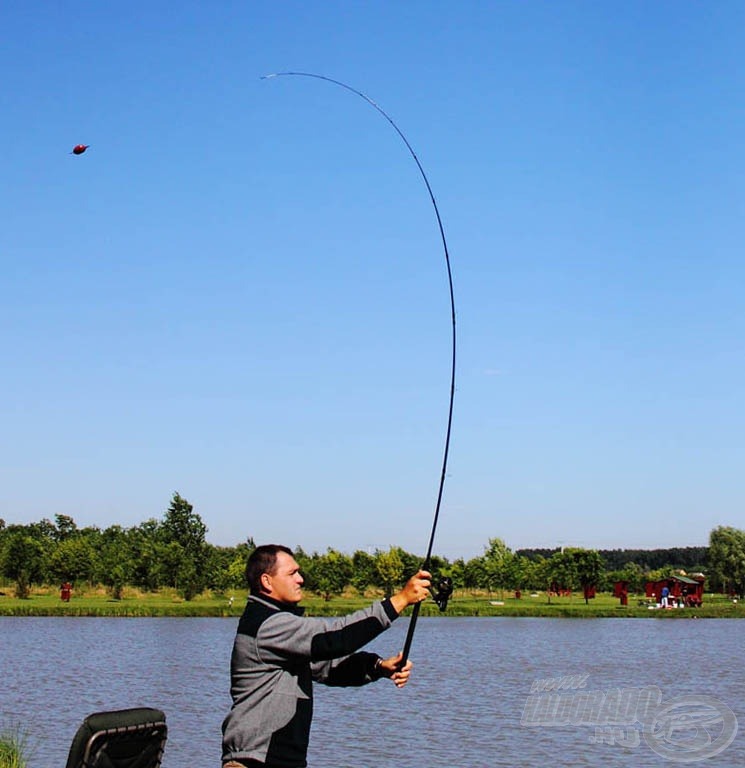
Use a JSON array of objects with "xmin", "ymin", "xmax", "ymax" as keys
[
  {"xmin": 221, "ymin": 544, "xmax": 430, "ymax": 768},
  {"xmin": 661, "ymin": 584, "xmax": 670, "ymax": 608}
]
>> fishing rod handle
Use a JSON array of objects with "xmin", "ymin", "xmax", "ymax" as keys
[{"xmin": 400, "ymin": 601, "xmax": 422, "ymax": 666}]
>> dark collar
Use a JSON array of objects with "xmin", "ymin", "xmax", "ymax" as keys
[{"xmin": 250, "ymin": 593, "xmax": 305, "ymax": 616}]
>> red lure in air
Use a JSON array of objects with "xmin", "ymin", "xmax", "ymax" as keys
[{"xmin": 71, "ymin": 144, "xmax": 89, "ymax": 155}]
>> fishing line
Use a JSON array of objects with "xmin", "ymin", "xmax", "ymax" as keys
[{"xmin": 262, "ymin": 72, "xmax": 456, "ymax": 664}]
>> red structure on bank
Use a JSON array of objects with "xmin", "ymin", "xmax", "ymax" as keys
[
  {"xmin": 645, "ymin": 574, "xmax": 704, "ymax": 607},
  {"xmin": 613, "ymin": 580, "xmax": 629, "ymax": 606}
]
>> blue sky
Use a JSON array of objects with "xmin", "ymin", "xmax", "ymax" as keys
[{"xmin": 2, "ymin": 2, "xmax": 744, "ymax": 560}]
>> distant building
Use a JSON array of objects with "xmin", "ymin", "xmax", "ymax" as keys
[{"xmin": 645, "ymin": 574, "xmax": 704, "ymax": 607}]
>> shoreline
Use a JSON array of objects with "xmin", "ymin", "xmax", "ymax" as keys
[{"xmin": 1, "ymin": 593, "xmax": 741, "ymax": 619}]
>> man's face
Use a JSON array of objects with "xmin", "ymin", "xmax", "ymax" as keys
[{"xmin": 262, "ymin": 551, "xmax": 304, "ymax": 604}]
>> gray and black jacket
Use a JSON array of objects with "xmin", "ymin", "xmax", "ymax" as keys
[{"xmin": 221, "ymin": 594, "xmax": 399, "ymax": 767}]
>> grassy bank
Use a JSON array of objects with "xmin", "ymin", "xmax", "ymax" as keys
[
  {"xmin": 0, "ymin": 727, "xmax": 29, "ymax": 768},
  {"xmin": 0, "ymin": 585, "xmax": 742, "ymax": 618}
]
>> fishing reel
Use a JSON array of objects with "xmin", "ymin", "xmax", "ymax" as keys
[{"xmin": 429, "ymin": 575, "xmax": 454, "ymax": 612}]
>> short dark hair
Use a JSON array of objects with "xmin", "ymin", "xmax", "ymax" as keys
[{"xmin": 246, "ymin": 544, "xmax": 294, "ymax": 595}]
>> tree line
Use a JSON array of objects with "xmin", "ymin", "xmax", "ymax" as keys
[
  {"xmin": 1, "ymin": 493, "xmax": 743, "ymax": 600},
  {"xmin": 517, "ymin": 546, "xmax": 708, "ymax": 571}
]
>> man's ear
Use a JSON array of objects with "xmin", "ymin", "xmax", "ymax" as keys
[{"xmin": 260, "ymin": 572, "xmax": 273, "ymax": 593}]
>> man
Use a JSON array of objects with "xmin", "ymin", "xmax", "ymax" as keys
[
  {"xmin": 222, "ymin": 544, "xmax": 431, "ymax": 767},
  {"xmin": 661, "ymin": 584, "xmax": 670, "ymax": 608}
]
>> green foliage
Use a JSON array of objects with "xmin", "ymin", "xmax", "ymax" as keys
[
  {"xmin": 0, "ymin": 725, "xmax": 30, "ymax": 768},
  {"xmin": 375, "ymin": 547, "xmax": 404, "ymax": 597},
  {"xmin": 462, "ymin": 556, "xmax": 487, "ymax": 588},
  {"xmin": 48, "ymin": 537, "xmax": 97, "ymax": 584},
  {"xmin": 3, "ymin": 498, "xmax": 744, "ymax": 608},
  {"xmin": 708, "ymin": 526, "xmax": 745, "ymax": 596},
  {"xmin": 646, "ymin": 565, "xmax": 676, "ymax": 582},
  {"xmin": 1, "ymin": 533, "xmax": 45, "ymax": 597},
  {"xmin": 511, "ymin": 555, "xmax": 533, "ymax": 590},
  {"xmin": 396, "ymin": 548, "xmax": 423, "ymax": 578},
  {"xmin": 518, "ymin": 546, "xmax": 708, "ymax": 572},
  {"xmin": 127, "ymin": 528, "xmax": 164, "ymax": 592},
  {"xmin": 565, "ymin": 548, "xmax": 605, "ymax": 603},
  {"xmin": 162, "ymin": 493, "xmax": 206, "ymax": 555},
  {"xmin": 527, "ymin": 548, "xmax": 606, "ymax": 603},
  {"xmin": 160, "ymin": 493, "xmax": 209, "ymax": 599},
  {"xmin": 224, "ymin": 553, "xmax": 249, "ymax": 591},
  {"xmin": 53, "ymin": 513, "xmax": 78, "ymax": 542},
  {"xmin": 177, "ymin": 558, "xmax": 201, "ymax": 602},
  {"xmin": 13, "ymin": 573, "xmax": 30, "ymax": 600},
  {"xmin": 549, "ymin": 550, "xmax": 577, "ymax": 589},
  {"xmin": 607, "ymin": 562, "xmax": 645, "ymax": 593},
  {"xmin": 305, "ymin": 549, "xmax": 353, "ymax": 601},
  {"xmin": 107, "ymin": 565, "xmax": 127, "ymax": 600},
  {"xmin": 350, "ymin": 550, "xmax": 376, "ymax": 593},
  {"xmin": 482, "ymin": 537, "xmax": 514, "ymax": 595}
]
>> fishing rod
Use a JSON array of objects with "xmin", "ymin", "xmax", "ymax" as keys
[{"xmin": 262, "ymin": 72, "xmax": 456, "ymax": 665}]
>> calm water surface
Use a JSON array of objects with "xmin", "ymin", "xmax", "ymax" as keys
[{"xmin": 1, "ymin": 616, "xmax": 743, "ymax": 767}]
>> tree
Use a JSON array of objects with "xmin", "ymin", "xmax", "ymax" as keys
[
  {"xmin": 482, "ymin": 538, "xmax": 514, "ymax": 596},
  {"xmin": 462, "ymin": 556, "xmax": 487, "ymax": 589},
  {"xmin": 391, "ymin": 547, "xmax": 421, "ymax": 581},
  {"xmin": 448, "ymin": 558, "xmax": 466, "ymax": 590},
  {"xmin": 95, "ymin": 526, "xmax": 134, "ymax": 599},
  {"xmin": 160, "ymin": 541, "xmax": 187, "ymax": 590},
  {"xmin": 566, "ymin": 548, "xmax": 605, "ymax": 604},
  {"xmin": 375, "ymin": 548, "xmax": 404, "ymax": 598},
  {"xmin": 532, "ymin": 557, "xmax": 552, "ymax": 601},
  {"xmin": 161, "ymin": 493, "xmax": 208, "ymax": 599},
  {"xmin": 53, "ymin": 514, "xmax": 79, "ymax": 542},
  {"xmin": 307, "ymin": 549, "xmax": 353, "ymax": 601},
  {"xmin": 624, "ymin": 561, "xmax": 644, "ymax": 593},
  {"xmin": 220, "ymin": 538, "xmax": 255, "ymax": 591},
  {"xmin": 224, "ymin": 553, "xmax": 249, "ymax": 591},
  {"xmin": 537, "ymin": 551, "xmax": 577, "ymax": 604},
  {"xmin": 127, "ymin": 526, "xmax": 165, "ymax": 591},
  {"xmin": 177, "ymin": 557, "xmax": 202, "ymax": 601},
  {"xmin": 1, "ymin": 533, "xmax": 45, "ymax": 598},
  {"xmin": 350, "ymin": 550, "xmax": 377, "ymax": 594},
  {"xmin": 646, "ymin": 565, "xmax": 675, "ymax": 583},
  {"xmin": 510, "ymin": 555, "xmax": 532, "ymax": 591},
  {"xmin": 48, "ymin": 537, "xmax": 98, "ymax": 584},
  {"xmin": 708, "ymin": 526, "xmax": 745, "ymax": 597},
  {"xmin": 28, "ymin": 518, "xmax": 57, "ymax": 543},
  {"xmin": 161, "ymin": 493, "xmax": 207, "ymax": 555}
]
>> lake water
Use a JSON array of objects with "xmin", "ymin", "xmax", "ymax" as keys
[{"xmin": 1, "ymin": 616, "xmax": 743, "ymax": 767}]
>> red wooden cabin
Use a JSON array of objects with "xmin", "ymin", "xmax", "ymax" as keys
[{"xmin": 645, "ymin": 575, "xmax": 704, "ymax": 607}]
